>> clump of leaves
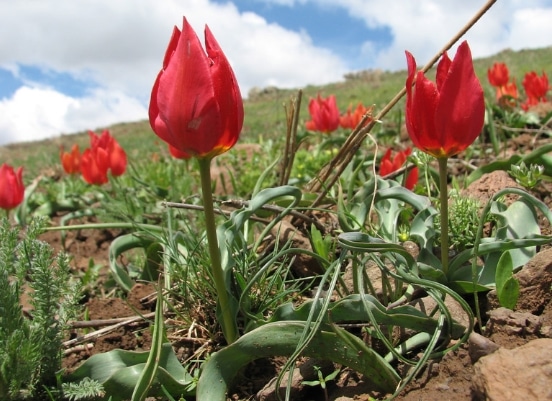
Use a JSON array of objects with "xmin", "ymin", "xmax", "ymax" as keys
[
  {"xmin": 61, "ymin": 377, "xmax": 105, "ymax": 401},
  {"xmin": 436, "ymin": 191, "xmax": 481, "ymax": 253},
  {"xmin": 509, "ymin": 160, "xmax": 544, "ymax": 189},
  {"xmin": 0, "ymin": 217, "xmax": 82, "ymax": 400}
]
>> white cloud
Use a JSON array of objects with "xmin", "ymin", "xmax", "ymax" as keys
[
  {"xmin": 327, "ymin": 0, "xmax": 552, "ymax": 70},
  {"xmin": 0, "ymin": 86, "xmax": 146, "ymax": 146}
]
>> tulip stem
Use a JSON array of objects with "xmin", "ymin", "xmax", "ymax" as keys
[
  {"xmin": 438, "ymin": 157, "xmax": 450, "ymax": 276},
  {"xmin": 197, "ymin": 157, "xmax": 238, "ymax": 344}
]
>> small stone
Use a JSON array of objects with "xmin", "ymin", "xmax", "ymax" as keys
[
  {"xmin": 486, "ymin": 307, "xmax": 542, "ymax": 337},
  {"xmin": 468, "ymin": 332, "xmax": 499, "ymax": 363}
]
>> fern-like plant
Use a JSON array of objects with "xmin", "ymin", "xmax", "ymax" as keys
[{"xmin": 0, "ymin": 217, "xmax": 82, "ymax": 400}]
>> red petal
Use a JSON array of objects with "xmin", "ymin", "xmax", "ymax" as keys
[{"xmin": 435, "ymin": 41, "xmax": 484, "ymax": 156}]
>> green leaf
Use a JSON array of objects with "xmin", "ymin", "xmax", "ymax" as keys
[
  {"xmin": 132, "ymin": 283, "xmax": 164, "ymax": 401},
  {"xmin": 108, "ymin": 233, "xmax": 160, "ymax": 292},
  {"xmin": 197, "ymin": 321, "xmax": 400, "ymax": 400},
  {"xmin": 495, "ymin": 252, "xmax": 519, "ymax": 309},
  {"xmin": 310, "ymin": 224, "xmax": 328, "ymax": 260},
  {"xmin": 66, "ymin": 343, "xmax": 194, "ymax": 401}
]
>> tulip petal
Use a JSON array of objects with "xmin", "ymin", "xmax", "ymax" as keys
[
  {"xmin": 435, "ymin": 41, "xmax": 484, "ymax": 156},
  {"xmin": 156, "ymin": 18, "xmax": 221, "ymax": 156},
  {"xmin": 204, "ymin": 24, "xmax": 243, "ymax": 156}
]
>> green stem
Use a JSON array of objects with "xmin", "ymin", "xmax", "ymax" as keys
[
  {"xmin": 197, "ymin": 158, "xmax": 238, "ymax": 344},
  {"xmin": 438, "ymin": 157, "xmax": 449, "ymax": 277}
]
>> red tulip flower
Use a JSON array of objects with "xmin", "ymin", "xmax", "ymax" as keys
[
  {"xmin": 487, "ymin": 62, "xmax": 510, "ymax": 88},
  {"xmin": 149, "ymin": 17, "xmax": 244, "ymax": 159},
  {"xmin": 0, "ymin": 163, "xmax": 24, "ymax": 210},
  {"xmin": 80, "ymin": 130, "xmax": 127, "ymax": 185},
  {"xmin": 88, "ymin": 130, "xmax": 127, "ymax": 176},
  {"xmin": 340, "ymin": 103, "xmax": 373, "ymax": 130},
  {"xmin": 305, "ymin": 94, "xmax": 340, "ymax": 133},
  {"xmin": 80, "ymin": 147, "xmax": 109, "ymax": 185},
  {"xmin": 522, "ymin": 71, "xmax": 549, "ymax": 108},
  {"xmin": 380, "ymin": 148, "xmax": 419, "ymax": 190},
  {"xmin": 405, "ymin": 41, "xmax": 485, "ymax": 159},
  {"xmin": 60, "ymin": 144, "xmax": 81, "ymax": 174},
  {"xmin": 496, "ymin": 80, "xmax": 518, "ymax": 107}
]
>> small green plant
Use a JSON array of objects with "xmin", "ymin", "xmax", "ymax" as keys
[
  {"xmin": 509, "ymin": 160, "xmax": 544, "ymax": 189},
  {"xmin": 303, "ymin": 365, "xmax": 341, "ymax": 401},
  {"xmin": 61, "ymin": 377, "xmax": 105, "ymax": 400},
  {"xmin": 0, "ymin": 217, "xmax": 82, "ymax": 400},
  {"xmin": 436, "ymin": 191, "xmax": 481, "ymax": 253}
]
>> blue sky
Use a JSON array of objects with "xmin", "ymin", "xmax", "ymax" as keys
[
  {"xmin": 210, "ymin": 0, "xmax": 393, "ymax": 69},
  {"xmin": 1, "ymin": 0, "xmax": 552, "ymax": 146}
]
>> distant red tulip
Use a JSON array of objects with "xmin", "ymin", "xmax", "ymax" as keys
[
  {"xmin": 0, "ymin": 163, "xmax": 24, "ymax": 210},
  {"xmin": 496, "ymin": 80, "xmax": 518, "ymax": 99},
  {"xmin": 88, "ymin": 130, "xmax": 127, "ymax": 176},
  {"xmin": 405, "ymin": 41, "xmax": 485, "ymax": 158},
  {"xmin": 80, "ymin": 130, "xmax": 127, "ymax": 185},
  {"xmin": 149, "ymin": 17, "xmax": 244, "ymax": 159},
  {"xmin": 340, "ymin": 103, "xmax": 373, "ymax": 129},
  {"xmin": 380, "ymin": 148, "xmax": 418, "ymax": 190},
  {"xmin": 496, "ymin": 80, "xmax": 518, "ymax": 107},
  {"xmin": 80, "ymin": 147, "xmax": 109, "ymax": 185},
  {"xmin": 60, "ymin": 144, "xmax": 81, "ymax": 174},
  {"xmin": 487, "ymin": 62, "xmax": 510, "ymax": 88},
  {"xmin": 522, "ymin": 71, "xmax": 549, "ymax": 105},
  {"xmin": 305, "ymin": 94, "xmax": 340, "ymax": 133}
]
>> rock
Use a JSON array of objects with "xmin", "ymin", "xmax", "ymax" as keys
[
  {"xmin": 472, "ymin": 338, "xmax": 552, "ymax": 400},
  {"xmin": 468, "ymin": 332, "xmax": 499, "ymax": 363},
  {"xmin": 461, "ymin": 170, "xmax": 522, "ymax": 207},
  {"xmin": 486, "ymin": 307, "xmax": 542, "ymax": 337},
  {"xmin": 487, "ymin": 247, "xmax": 552, "ymax": 314}
]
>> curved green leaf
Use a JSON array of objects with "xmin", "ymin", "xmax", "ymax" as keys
[
  {"xmin": 197, "ymin": 321, "xmax": 400, "ymax": 400},
  {"xmin": 67, "ymin": 343, "xmax": 194, "ymax": 401},
  {"xmin": 261, "ymin": 294, "xmax": 466, "ymax": 339}
]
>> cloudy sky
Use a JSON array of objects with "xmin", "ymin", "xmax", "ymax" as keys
[{"xmin": 1, "ymin": 0, "xmax": 551, "ymax": 146}]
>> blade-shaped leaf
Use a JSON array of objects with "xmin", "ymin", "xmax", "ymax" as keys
[{"xmin": 197, "ymin": 321, "xmax": 400, "ymax": 400}]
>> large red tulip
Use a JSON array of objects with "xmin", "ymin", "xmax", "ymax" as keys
[
  {"xmin": 305, "ymin": 94, "xmax": 340, "ymax": 133},
  {"xmin": 405, "ymin": 41, "xmax": 485, "ymax": 158},
  {"xmin": 60, "ymin": 144, "xmax": 81, "ymax": 175},
  {"xmin": 0, "ymin": 163, "xmax": 24, "ymax": 210},
  {"xmin": 149, "ymin": 17, "xmax": 244, "ymax": 159}
]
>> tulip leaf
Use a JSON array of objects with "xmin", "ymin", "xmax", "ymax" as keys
[
  {"xmin": 338, "ymin": 176, "xmax": 431, "ymax": 237},
  {"xmin": 108, "ymin": 232, "xmax": 160, "ymax": 292},
  {"xmin": 66, "ymin": 343, "xmax": 195, "ymax": 401},
  {"xmin": 257, "ymin": 294, "xmax": 466, "ymax": 339},
  {"xmin": 132, "ymin": 283, "xmax": 164, "ymax": 401},
  {"xmin": 197, "ymin": 321, "xmax": 400, "ymax": 400}
]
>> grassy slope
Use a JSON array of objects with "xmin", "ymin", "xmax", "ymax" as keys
[{"xmin": 2, "ymin": 46, "xmax": 551, "ymax": 179}]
